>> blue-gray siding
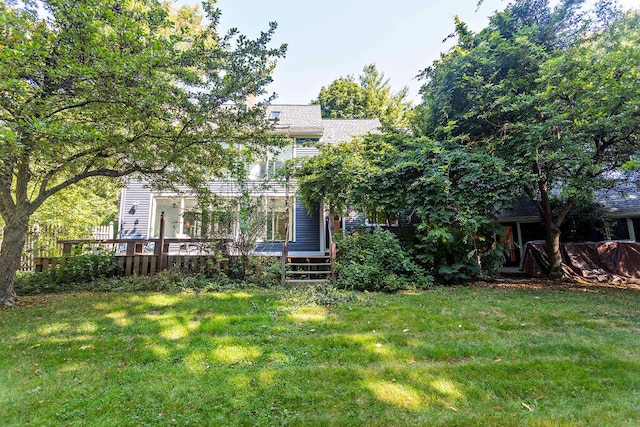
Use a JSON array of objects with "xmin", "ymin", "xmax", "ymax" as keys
[
  {"xmin": 120, "ymin": 179, "xmax": 153, "ymax": 238},
  {"xmin": 254, "ymin": 199, "xmax": 320, "ymax": 253}
]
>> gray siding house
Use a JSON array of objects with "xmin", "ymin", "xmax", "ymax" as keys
[
  {"xmin": 118, "ymin": 104, "xmax": 380, "ymax": 256},
  {"xmin": 498, "ymin": 183, "xmax": 640, "ymax": 268}
]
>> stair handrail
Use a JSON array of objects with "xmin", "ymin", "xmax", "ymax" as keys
[
  {"xmin": 328, "ymin": 206, "xmax": 337, "ymax": 283},
  {"xmin": 281, "ymin": 174, "xmax": 290, "ymax": 285}
]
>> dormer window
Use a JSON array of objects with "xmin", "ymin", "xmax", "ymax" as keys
[{"xmin": 269, "ymin": 111, "xmax": 281, "ymax": 120}]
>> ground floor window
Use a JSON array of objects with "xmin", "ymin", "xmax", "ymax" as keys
[
  {"xmin": 207, "ymin": 198, "xmax": 237, "ymax": 237},
  {"xmin": 365, "ymin": 207, "xmax": 398, "ymax": 227},
  {"xmin": 151, "ymin": 195, "xmax": 294, "ymax": 242},
  {"xmin": 151, "ymin": 197, "xmax": 200, "ymax": 238},
  {"xmin": 264, "ymin": 197, "xmax": 292, "ymax": 241}
]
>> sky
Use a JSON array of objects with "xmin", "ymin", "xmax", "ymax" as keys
[{"xmin": 176, "ymin": 0, "xmax": 639, "ymax": 105}]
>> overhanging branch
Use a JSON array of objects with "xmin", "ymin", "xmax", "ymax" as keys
[{"xmin": 33, "ymin": 164, "xmax": 168, "ymax": 211}]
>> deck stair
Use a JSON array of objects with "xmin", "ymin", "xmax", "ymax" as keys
[{"xmin": 284, "ymin": 256, "xmax": 333, "ymax": 285}]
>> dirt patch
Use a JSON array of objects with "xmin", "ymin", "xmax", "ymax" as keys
[{"xmin": 471, "ymin": 276, "xmax": 640, "ymax": 292}]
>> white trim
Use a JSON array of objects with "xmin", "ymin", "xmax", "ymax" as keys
[
  {"xmin": 179, "ymin": 198, "xmax": 185, "ymax": 235},
  {"xmin": 145, "ymin": 193, "xmax": 154, "ymax": 238},
  {"xmin": 627, "ymin": 218, "xmax": 636, "ymax": 242},
  {"xmin": 148, "ymin": 196, "xmax": 156, "ymax": 237},
  {"xmin": 319, "ymin": 201, "xmax": 326, "ymax": 252},
  {"xmin": 516, "ymin": 222, "xmax": 524, "ymax": 268},
  {"xmin": 291, "ymin": 198, "xmax": 297, "ymax": 243},
  {"xmin": 118, "ymin": 187, "xmax": 127, "ymax": 237}
]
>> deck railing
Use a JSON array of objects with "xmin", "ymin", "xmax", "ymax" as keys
[{"xmin": 33, "ymin": 237, "xmax": 233, "ymax": 276}]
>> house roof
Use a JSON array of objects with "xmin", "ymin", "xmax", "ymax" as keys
[
  {"xmin": 321, "ymin": 118, "xmax": 381, "ymax": 144},
  {"xmin": 596, "ymin": 185, "xmax": 640, "ymax": 215},
  {"xmin": 500, "ymin": 185, "xmax": 640, "ymax": 220},
  {"xmin": 499, "ymin": 197, "xmax": 540, "ymax": 219},
  {"xmin": 264, "ymin": 104, "xmax": 381, "ymax": 142},
  {"xmin": 266, "ymin": 105, "xmax": 323, "ymax": 134}
]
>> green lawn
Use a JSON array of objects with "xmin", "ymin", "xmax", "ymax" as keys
[{"xmin": 1, "ymin": 285, "xmax": 639, "ymax": 426}]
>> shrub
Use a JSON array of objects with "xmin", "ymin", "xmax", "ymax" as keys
[
  {"xmin": 16, "ymin": 249, "xmax": 121, "ymax": 295},
  {"xmin": 241, "ymin": 256, "xmax": 281, "ymax": 288},
  {"xmin": 15, "ymin": 253, "xmax": 280, "ymax": 296},
  {"xmin": 335, "ymin": 228, "xmax": 431, "ymax": 292}
]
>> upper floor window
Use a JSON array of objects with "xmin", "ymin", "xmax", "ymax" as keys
[
  {"xmin": 248, "ymin": 144, "xmax": 293, "ymax": 180},
  {"xmin": 295, "ymin": 138, "xmax": 320, "ymax": 145},
  {"xmin": 269, "ymin": 111, "xmax": 281, "ymax": 120}
]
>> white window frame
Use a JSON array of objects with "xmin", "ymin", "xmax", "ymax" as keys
[
  {"xmin": 364, "ymin": 207, "xmax": 399, "ymax": 227},
  {"xmin": 258, "ymin": 196, "xmax": 295, "ymax": 243},
  {"xmin": 150, "ymin": 196, "xmax": 200, "ymax": 238}
]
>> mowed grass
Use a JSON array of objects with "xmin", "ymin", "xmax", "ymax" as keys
[{"xmin": 1, "ymin": 285, "xmax": 639, "ymax": 426}]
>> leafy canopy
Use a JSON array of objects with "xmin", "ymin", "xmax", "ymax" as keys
[
  {"xmin": 295, "ymin": 133, "xmax": 518, "ymax": 282},
  {"xmin": 414, "ymin": 0, "xmax": 639, "ymax": 277},
  {"xmin": 0, "ymin": 0, "xmax": 286, "ymax": 305},
  {"xmin": 0, "ymin": 0, "xmax": 286, "ymax": 222},
  {"xmin": 313, "ymin": 64, "xmax": 412, "ymax": 130}
]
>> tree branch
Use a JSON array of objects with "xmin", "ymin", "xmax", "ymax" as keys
[
  {"xmin": 522, "ymin": 182, "xmax": 543, "ymax": 214},
  {"xmin": 33, "ymin": 164, "xmax": 168, "ymax": 211},
  {"xmin": 44, "ymin": 99, "xmax": 122, "ymax": 119},
  {"xmin": 554, "ymin": 196, "xmax": 575, "ymax": 228}
]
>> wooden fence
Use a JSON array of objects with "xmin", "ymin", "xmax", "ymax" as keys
[
  {"xmin": 33, "ymin": 237, "xmax": 233, "ymax": 276},
  {"xmin": 34, "ymin": 253, "xmax": 229, "ymax": 277},
  {"xmin": 92, "ymin": 222, "xmax": 114, "ymax": 240},
  {"xmin": 9, "ymin": 223, "xmax": 69, "ymax": 271},
  {"xmin": 0, "ymin": 222, "xmax": 118, "ymax": 272},
  {"xmin": 15, "ymin": 213, "xmax": 233, "ymax": 277}
]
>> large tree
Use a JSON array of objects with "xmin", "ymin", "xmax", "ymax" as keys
[
  {"xmin": 313, "ymin": 64, "xmax": 412, "ymax": 130},
  {"xmin": 0, "ymin": 0, "xmax": 286, "ymax": 306},
  {"xmin": 415, "ymin": 0, "xmax": 639, "ymax": 278},
  {"xmin": 295, "ymin": 134, "xmax": 516, "ymax": 282}
]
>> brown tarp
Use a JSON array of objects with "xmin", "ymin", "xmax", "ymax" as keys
[{"xmin": 522, "ymin": 241, "xmax": 640, "ymax": 284}]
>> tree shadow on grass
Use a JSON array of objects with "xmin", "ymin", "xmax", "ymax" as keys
[{"xmin": 1, "ymin": 290, "xmax": 639, "ymax": 425}]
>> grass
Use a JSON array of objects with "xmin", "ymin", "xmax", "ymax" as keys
[{"xmin": 1, "ymin": 285, "xmax": 639, "ymax": 426}]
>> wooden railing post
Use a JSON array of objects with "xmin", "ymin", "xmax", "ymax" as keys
[
  {"xmin": 62, "ymin": 242, "xmax": 73, "ymax": 255},
  {"xmin": 125, "ymin": 241, "xmax": 136, "ymax": 256},
  {"xmin": 157, "ymin": 212, "xmax": 166, "ymax": 271}
]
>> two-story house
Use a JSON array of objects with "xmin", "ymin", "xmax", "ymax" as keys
[{"xmin": 117, "ymin": 104, "xmax": 380, "ymax": 256}]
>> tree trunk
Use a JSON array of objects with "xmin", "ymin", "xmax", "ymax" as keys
[
  {"xmin": 0, "ymin": 215, "xmax": 30, "ymax": 307},
  {"xmin": 543, "ymin": 222, "xmax": 564, "ymax": 279}
]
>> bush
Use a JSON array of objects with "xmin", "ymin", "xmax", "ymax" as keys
[
  {"xmin": 105, "ymin": 269, "xmax": 239, "ymax": 293},
  {"xmin": 240, "ymin": 256, "xmax": 281, "ymax": 288},
  {"xmin": 16, "ymin": 249, "xmax": 121, "ymax": 295},
  {"xmin": 15, "ymin": 268, "xmax": 243, "ymax": 295},
  {"xmin": 335, "ymin": 228, "xmax": 431, "ymax": 292},
  {"xmin": 15, "ymin": 254, "xmax": 280, "ymax": 296}
]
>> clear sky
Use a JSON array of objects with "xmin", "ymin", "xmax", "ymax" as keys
[{"xmin": 176, "ymin": 0, "xmax": 639, "ymax": 104}]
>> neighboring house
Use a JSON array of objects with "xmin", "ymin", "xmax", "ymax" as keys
[
  {"xmin": 498, "ymin": 185, "xmax": 640, "ymax": 268},
  {"xmin": 118, "ymin": 104, "xmax": 380, "ymax": 256}
]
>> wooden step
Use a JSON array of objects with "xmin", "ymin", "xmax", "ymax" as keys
[
  {"xmin": 287, "ymin": 262, "xmax": 330, "ymax": 267},
  {"xmin": 286, "ymin": 270, "xmax": 332, "ymax": 275},
  {"xmin": 285, "ymin": 279, "xmax": 330, "ymax": 285},
  {"xmin": 282, "ymin": 255, "xmax": 335, "ymax": 285}
]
